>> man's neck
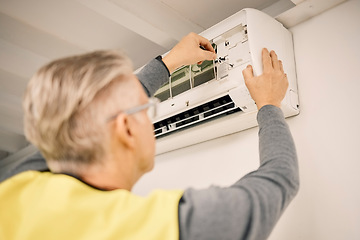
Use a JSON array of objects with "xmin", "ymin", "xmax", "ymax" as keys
[
  {"xmin": 76, "ymin": 155, "xmax": 140, "ymax": 191},
  {"xmin": 80, "ymin": 172, "xmax": 133, "ymax": 191}
]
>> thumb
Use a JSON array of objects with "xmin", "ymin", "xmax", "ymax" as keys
[{"xmin": 242, "ymin": 65, "xmax": 254, "ymax": 83}]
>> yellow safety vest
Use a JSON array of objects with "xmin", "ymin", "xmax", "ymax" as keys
[{"xmin": 0, "ymin": 171, "xmax": 184, "ymax": 240}]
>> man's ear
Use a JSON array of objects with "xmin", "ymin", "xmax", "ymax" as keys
[{"xmin": 114, "ymin": 114, "xmax": 136, "ymax": 149}]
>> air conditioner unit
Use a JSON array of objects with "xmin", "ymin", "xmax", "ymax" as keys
[{"xmin": 152, "ymin": 8, "xmax": 299, "ymax": 155}]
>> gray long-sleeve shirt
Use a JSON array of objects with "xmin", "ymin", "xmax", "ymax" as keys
[
  {"xmin": 179, "ymin": 105, "xmax": 299, "ymax": 240},
  {"xmin": 1, "ymin": 57, "xmax": 299, "ymax": 240},
  {"xmin": 135, "ymin": 57, "xmax": 299, "ymax": 240}
]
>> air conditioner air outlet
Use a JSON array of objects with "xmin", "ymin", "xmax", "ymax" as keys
[{"xmin": 154, "ymin": 95, "xmax": 241, "ymax": 138}]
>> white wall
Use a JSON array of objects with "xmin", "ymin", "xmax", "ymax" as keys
[{"xmin": 134, "ymin": 1, "xmax": 360, "ymax": 239}]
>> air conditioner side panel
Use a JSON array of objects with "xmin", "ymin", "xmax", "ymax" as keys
[{"xmin": 246, "ymin": 8, "xmax": 299, "ymax": 114}]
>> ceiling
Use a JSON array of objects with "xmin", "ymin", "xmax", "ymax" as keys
[{"xmin": 0, "ymin": 0, "xmax": 346, "ymax": 168}]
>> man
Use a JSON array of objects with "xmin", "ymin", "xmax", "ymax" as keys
[{"xmin": 0, "ymin": 33, "xmax": 299, "ymax": 240}]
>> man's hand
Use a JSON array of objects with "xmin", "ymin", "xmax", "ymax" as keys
[
  {"xmin": 242, "ymin": 48, "xmax": 289, "ymax": 110},
  {"xmin": 162, "ymin": 32, "xmax": 217, "ymax": 74}
]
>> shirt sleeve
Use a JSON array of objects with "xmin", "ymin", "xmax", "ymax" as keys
[
  {"xmin": 136, "ymin": 56, "xmax": 170, "ymax": 97},
  {"xmin": 178, "ymin": 105, "xmax": 300, "ymax": 240},
  {"xmin": 0, "ymin": 151, "xmax": 48, "ymax": 182}
]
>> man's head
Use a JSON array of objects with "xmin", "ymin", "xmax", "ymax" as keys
[{"xmin": 23, "ymin": 50, "xmax": 156, "ymax": 184}]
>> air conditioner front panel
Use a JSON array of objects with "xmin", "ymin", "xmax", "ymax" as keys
[{"xmin": 149, "ymin": 8, "xmax": 299, "ymax": 155}]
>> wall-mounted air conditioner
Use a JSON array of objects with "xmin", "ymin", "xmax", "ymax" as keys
[{"xmin": 152, "ymin": 8, "xmax": 299, "ymax": 155}]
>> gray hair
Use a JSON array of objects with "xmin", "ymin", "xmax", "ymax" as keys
[{"xmin": 23, "ymin": 50, "xmax": 135, "ymax": 171}]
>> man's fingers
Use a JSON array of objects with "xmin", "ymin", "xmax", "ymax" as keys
[
  {"xmin": 242, "ymin": 65, "xmax": 254, "ymax": 83},
  {"xmin": 270, "ymin": 50, "xmax": 280, "ymax": 70},
  {"xmin": 196, "ymin": 34, "xmax": 216, "ymax": 54},
  {"xmin": 279, "ymin": 60, "xmax": 284, "ymax": 72},
  {"xmin": 262, "ymin": 48, "xmax": 272, "ymax": 72},
  {"xmin": 283, "ymin": 73, "xmax": 289, "ymax": 89}
]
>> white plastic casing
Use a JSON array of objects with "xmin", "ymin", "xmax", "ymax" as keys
[{"xmin": 152, "ymin": 8, "xmax": 299, "ymax": 155}]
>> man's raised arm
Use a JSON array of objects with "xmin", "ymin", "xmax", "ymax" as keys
[
  {"xmin": 178, "ymin": 49, "xmax": 299, "ymax": 240},
  {"xmin": 137, "ymin": 32, "xmax": 216, "ymax": 97}
]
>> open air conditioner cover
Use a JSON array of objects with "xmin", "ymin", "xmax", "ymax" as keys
[{"xmin": 148, "ymin": 8, "xmax": 299, "ymax": 155}]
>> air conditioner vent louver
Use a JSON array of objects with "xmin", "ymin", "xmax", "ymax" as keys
[{"xmin": 154, "ymin": 95, "xmax": 241, "ymax": 138}]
